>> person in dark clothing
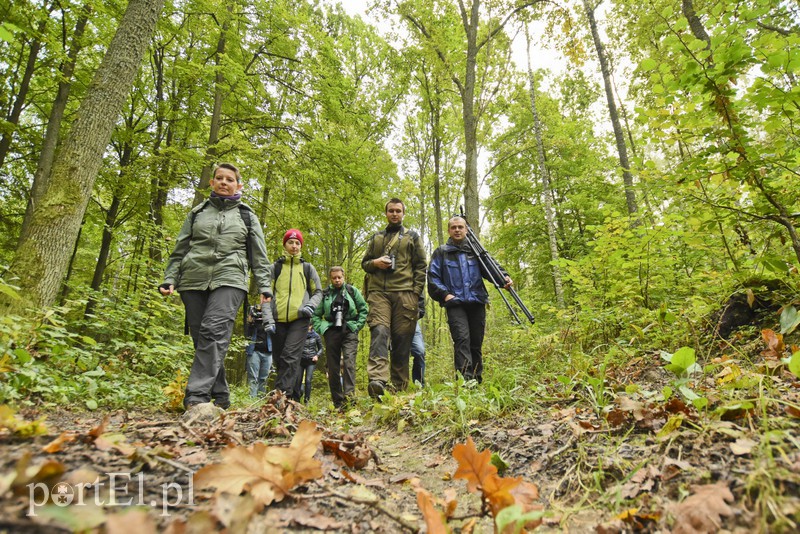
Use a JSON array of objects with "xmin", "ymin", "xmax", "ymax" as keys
[
  {"xmin": 427, "ymin": 216, "xmax": 511, "ymax": 383},
  {"xmin": 296, "ymin": 324, "xmax": 322, "ymax": 403}
]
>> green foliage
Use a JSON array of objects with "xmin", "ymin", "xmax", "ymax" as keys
[{"xmin": 0, "ymin": 281, "xmax": 192, "ymax": 409}]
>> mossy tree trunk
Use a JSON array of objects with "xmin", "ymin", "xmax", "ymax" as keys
[{"xmin": 3, "ymin": 0, "xmax": 165, "ymax": 309}]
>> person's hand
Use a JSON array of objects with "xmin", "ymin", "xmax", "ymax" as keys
[
  {"xmin": 298, "ymin": 305, "xmax": 315, "ymax": 318},
  {"xmin": 374, "ymin": 256, "xmax": 393, "ymax": 270},
  {"xmin": 158, "ymin": 283, "xmax": 174, "ymax": 296},
  {"xmin": 503, "ymin": 276, "xmax": 513, "ymax": 290},
  {"xmin": 260, "ymin": 293, "xmax": 272, "ymax": 304},
  {"xmin": 313, "ymin": 356, "xmax": 318, "ymax": 362},
  {"xmin": 444, "ymin": 294, "xmax": 455, "ymax": 302}
]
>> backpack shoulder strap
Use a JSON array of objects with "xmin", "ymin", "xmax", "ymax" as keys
[
  {"xmin": 302, "ymin": 261, "xmax": 312, "ymax": 296},
  {"xmin": 345, "ymin": 283, "xmax": 356, "ymax": 299},
  {"xmin": 237, "ymin": 204, "xmax": 254, "ymax": 269},
  {"xmin": 189, "ymin": 200, "xmax": 210, "ymax": 234},
  {"xmin": 273, "ymin": 257, "xmax": 286, "ymax": 281}
]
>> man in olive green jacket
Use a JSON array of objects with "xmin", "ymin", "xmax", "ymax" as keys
[
  {"xmin": 160, "ymin": 163, "xmax": 271, "ymax": 409},
  {"xmin": 361, "ymin": 198, "xmax": 427, "ymax": 398}
]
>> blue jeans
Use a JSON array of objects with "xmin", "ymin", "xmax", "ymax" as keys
[
  {"xmin": 246, "ymin": 344, "xmax": 272, "ymax": 397},
  {"xmin": 410, "ymin": 322, "xmax": 426, "ymax": 386}
]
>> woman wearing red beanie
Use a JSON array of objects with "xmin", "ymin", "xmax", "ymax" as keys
[{"xmin": 268, "ymin": 229, "xmax": 323, "ymax": 401}]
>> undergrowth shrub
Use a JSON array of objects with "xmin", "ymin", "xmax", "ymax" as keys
[{"xmin": 0, "ymin": 280, "xmax": 192, "ymax": 410}]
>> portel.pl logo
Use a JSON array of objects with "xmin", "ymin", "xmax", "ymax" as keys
[{"xmin": 27, "ymin": 472, "xmax": 194, "ymax": 517}]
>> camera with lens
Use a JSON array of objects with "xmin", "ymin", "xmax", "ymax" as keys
[
  {"xmin": 331, "ymin": 301, "xmax": 344, "ymax": 328},
  {"xmin": 388, "ymin": 254, "xmax": 396, "ymax": 272},
  {"xmin": 249, "ymin": 305, "xmax": 263, "ymax": 322}
]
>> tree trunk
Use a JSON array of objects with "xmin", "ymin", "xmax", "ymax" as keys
[
  {"xmin": 19, "ymin": 5, "xmax": 92, "ymax": 243},
  {"xmin": 192, "ymin": 8, "xmax": 231, "ymax": 207},
  {"xmin": 461, "ymin": 0, "xmax": 481, "ymax": 234},
  {"xmin": 525, "ymin": 26, "xmax": 565, "ymax": 308},
  {"xmin": 84, "ymin": 193, "xmax": 121, "ymax": 317},
  {"xmin": 582, "ymin": 0, "xmax": 637, "ymax": 216},
  {"xmin": 0, "ymin": 13, "xmax": 49, "ymax": 170},
  {"xmin": 3, "ymin": 0, "xmax": 166, "ymax": 310}
]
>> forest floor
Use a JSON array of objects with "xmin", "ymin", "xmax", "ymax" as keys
[{"xmin": 1, "ymin": 327, "xmax": 799, "ymax": 532}]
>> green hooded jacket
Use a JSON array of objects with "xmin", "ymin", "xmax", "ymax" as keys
[{"xmin": 311, "ymin": 284, "xmax": 369, "ymax": 336}]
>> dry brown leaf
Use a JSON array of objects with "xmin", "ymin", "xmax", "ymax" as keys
[
  {"xmin": 194, "ymin": 442, "xmax": 283, "ymax": 505},
  {"xmin": 452, "ymin": 437, "xmax": 521, "ymax": 516},
  {"xmin": 213, "ymin": 492, "xmax": 260, "ymax": 534},
  {"xmin": 415, "ymin": 487, "xmax": 450, "ymax": 534},
  {"xmin": 194, "ymin": 419, "xmax": 322, "ymax": 507},
  {"xmin": 42, "ymin": 431, "xmax": 78, "ymax": 453},
  {"xmin": 105, "ymin": 509, "xmax": 157, "ymax": 534},
  {"xmin": 290, "ymin": 508, "xmax": 346, "ymax": 530},
  {"xmin": 8, "ymin": 452, "xmax": 66, "ymax": 496},
  {"xmin": 452, "ymin": 437, "xmax": 496, "ymax": 493},
  {"xmin": 268, "ymin": 420, "xmax": 323, "ymax": 490},
  {"xmin": 670, "ymin": 481, "xmax": 735, "ymax": 534},
  {"xmin": 443, "ymin": 487, "xmax": 458, "ymax": 519},
  {"xmin": 761, "ymin": 329, "xmax": 785, "ymax": 359},
  {"xmin": 729, "ymin": 437, "xmax": 758, "ymax": 456}
]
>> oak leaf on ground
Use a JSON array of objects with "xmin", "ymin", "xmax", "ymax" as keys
[
  {"xmin": 193, "ymin": 419, "xmax": 322, "ymax": 507},
  {"xmin": 669, "ymin": 481, "xmax": 735, "ymax": 534}
]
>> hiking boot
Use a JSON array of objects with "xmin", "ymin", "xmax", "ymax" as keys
[
  {"xmin": 367, "ymin": 380, "xmax": 385, "ymax": 400},
  {"xmin": 181, "ymin": 402, "xmax": 223, "ymax": 423}
]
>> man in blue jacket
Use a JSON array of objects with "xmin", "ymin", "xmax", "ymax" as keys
[{"xmin": 427, "ymin": 216, "xmax": 511, "ymax": 383}]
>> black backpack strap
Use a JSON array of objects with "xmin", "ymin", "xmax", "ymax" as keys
[
  {"xmin": 303, "ymin": 261, "xmax": 312, "ymax": 296},
  {"xmin": 272, "ymin": 257, "xmax": 285, "ymax": 283}
]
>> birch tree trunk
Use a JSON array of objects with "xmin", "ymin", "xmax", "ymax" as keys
[
  {"xmin": 3, "ymin": 0, "xmax": 166, "ymax": 309},
  {"xmin": 525, "ymin": 26, "xmax": 565, "ymax": 308}
]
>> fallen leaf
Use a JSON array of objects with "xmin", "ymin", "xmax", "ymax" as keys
[
  {"xmin": 415, "ymin": 487, "xmax": 449, "ymax": 534},
  {"xmin": 452, "ymin": 438, "xmax": 496, "ymax": 494},
  {"xmin": 761, "ymin": 329, "xmax": 785, "ymax": 359},
  {"xmin": 105, "ymin": 509, "xmax": 156, "ymax": 534},
  {"xmin": 195, "ymin": 420, "xmax": 322, "ymax": 507},
  {"xmin": 452, "ymin": 437, "xmax": 521, "ymax": 516},
  {"xmin": 670, "ymin": 481, "xmax": 735, "ymax": 534},
  {"xmin": 729, "ymin": 437, "xmax": 758, "ymax": 456},
  {"xmin": 42, "ymin": 431, "xmax": 78, "ymax": 453}
]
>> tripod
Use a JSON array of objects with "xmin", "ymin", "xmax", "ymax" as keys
[{"xmin": 461, "ymin": 217, "xmax": 535, "ymax": 325}]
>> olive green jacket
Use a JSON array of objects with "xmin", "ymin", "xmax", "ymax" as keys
[
  {"xmin": 163, "ymin": 197, "xmax": 271, "ymax": 294},
  {"xmin": 361, "ymin": 224, "xmax": 427, "ymax": 296}
]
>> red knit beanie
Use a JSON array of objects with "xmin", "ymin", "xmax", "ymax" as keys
[{"xmin": 283, "ymin": 228, "xmax": 304, "ymax": 246}]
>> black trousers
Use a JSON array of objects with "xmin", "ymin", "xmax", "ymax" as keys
[
  {"xmin": 272, "ymin": 318, "xmax": 310, "ymax": 400},
  {"xmin": 446, "ymin": 302, "xmax": 486, "ymax": 382}
]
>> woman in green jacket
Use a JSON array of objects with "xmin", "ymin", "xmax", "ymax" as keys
[
  {"xmin": 311, "ymin": 266, "xmax": 368, "ymax": 408},
  {"xmin": 270, "ymin": 229, "xmax": 323, "ymax": 401},
  {"xmin": 160, "ymin": 163, "xmax": 271, "ymax": 410}
]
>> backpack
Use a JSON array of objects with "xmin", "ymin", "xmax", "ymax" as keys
[{"xmin": 272, "ymin": 257, "xmax": 313, "ymax": 297}]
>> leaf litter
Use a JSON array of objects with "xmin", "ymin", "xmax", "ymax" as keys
[{"xmin": 0, "ymin": 339, "xmax": 799, "ymax": 532}]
